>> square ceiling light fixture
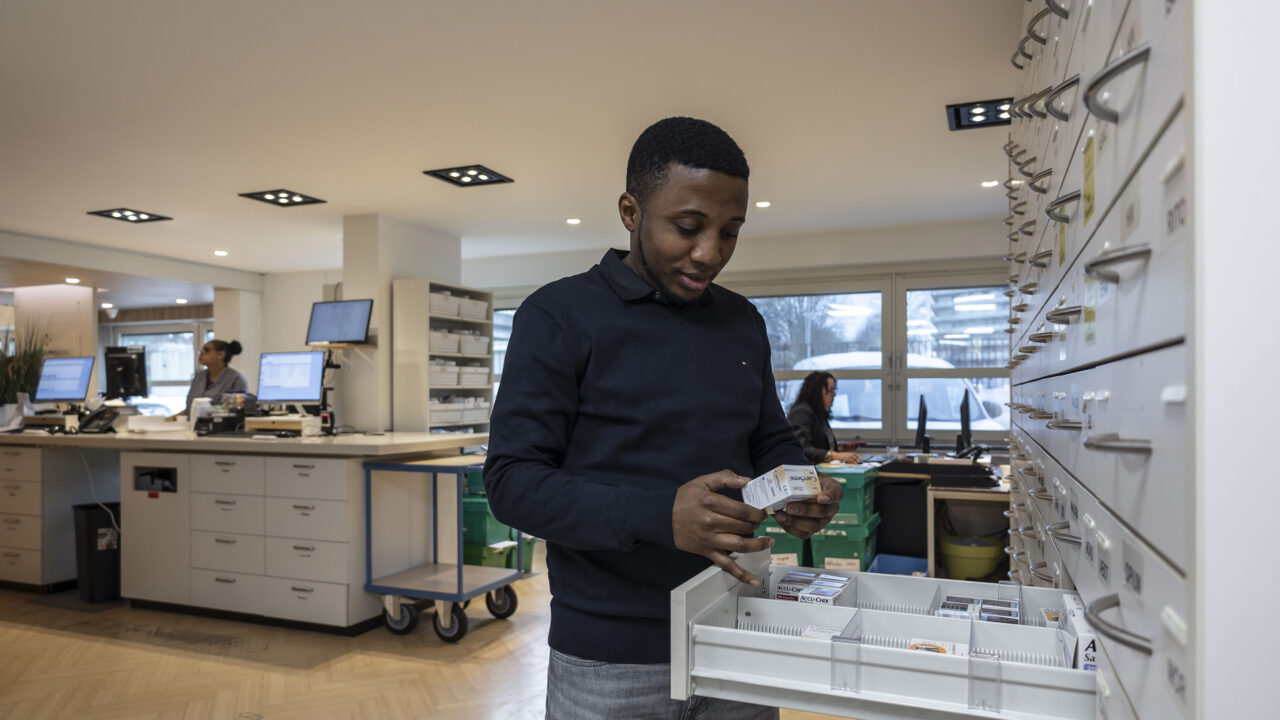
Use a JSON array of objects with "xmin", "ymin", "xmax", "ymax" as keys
[
  {"xmin": 946, "ymin": 98, "xmax": 1014, "ymax": 131},
  {"xmin": 87, "ymin": 208, "xmax": 172, "ymax": 223},
  {"xmin": 238, "ymin": 189, "xmax": 326, "ymax": 206},
  {"xmin": 423, "ymin": 164, "xmax": 513, "ymax": 187}
]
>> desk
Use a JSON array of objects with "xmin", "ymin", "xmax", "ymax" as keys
[{"xmin": 926, "ymin": 482, "xmax": 1011, "ymax": 578}]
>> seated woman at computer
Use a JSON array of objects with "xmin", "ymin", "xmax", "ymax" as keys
[
  {"xmin": 167, "ymin": 339, "xmax": 248, "ymax": 419},
  {"xmin": 787, "ymin": 371, "xmax": 862, "ymax": 464}
]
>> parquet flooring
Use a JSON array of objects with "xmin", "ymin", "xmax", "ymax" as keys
[{"xmin": 0, "ymin": 544, "xmax": 839, "ymax": 719}]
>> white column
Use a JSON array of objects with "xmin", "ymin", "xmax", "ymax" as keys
[{"xmin": 213, "ymin": 289, "xmax": 262, "ymax": 395}]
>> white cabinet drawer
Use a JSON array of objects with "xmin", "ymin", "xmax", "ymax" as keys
[
  {"xmin": 0, "ymin": 480, "xmax": 41, "ymax": 516},
  {"xmin": 190, "ymin": 531, "xmax": 264, "ymax": 574},
  {"xmin": 265, "ymin": 457, "xmax": 347, "ymax": 500},
  {"xmin": 263, "ymin": 576, "xmax": 347, "ymax": 626},
  {"xmin": 0, "ymin": 547, "xmax": 40, "ymax": 584},
  {"xmin": 265, "ymin": 536, "xmax": 349, "ymax": 584},
  {"xmin": 0, "ymin": 513, "xmax": 41, "ymax": 550},
  {"xmin": 265, "ymin": 498, "xmax": 349, "ymax": 542},
  {"xmin": 190, "ymin": 569, "xmax": 263, "ymax": 616},
  {"xmin": 191, "ymin": 454, "xmax": 265, "ymax": 495},
  {"xmin": 191, "ymin": 492, "xmax": 265, "ymax": 535},
  {"xmin": 1095, "ymin": 639, "xmax": 1140, "ymax": 720},
  {"xmin": 0, "ymin": 447, "xmax": 41, "ymax": 482}
]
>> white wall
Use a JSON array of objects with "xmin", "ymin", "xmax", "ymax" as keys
[
  {"xmin": 261, "ymin": 270, "xmax": 344, "ymax": 354},
  {"xmin": 14, "ymin": 284, "xmax": 98, "ymax": 396},
  {"xmin": 213, "ymin": 289, "xmax": 263, "ymax": 394}
]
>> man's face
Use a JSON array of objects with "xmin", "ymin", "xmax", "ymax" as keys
[{"xmin": 619, "ymin": 163, "xmax": 747, "ymax": 303}]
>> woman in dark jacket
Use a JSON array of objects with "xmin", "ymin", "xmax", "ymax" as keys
[{"xmin": 787, "ymin": 371, "xmax": 862, "ymax": 464}]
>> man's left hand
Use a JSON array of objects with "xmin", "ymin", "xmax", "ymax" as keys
[{"xmin": 774, "ymin": 473, "xmax": 842, "ymax": 540}]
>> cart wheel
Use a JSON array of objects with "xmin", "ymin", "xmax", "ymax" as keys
[
  {"xmin": 485, "ymin": 586, "xmax": 518, "ymax": 619},
  {"xmin": 433, "ymin": 604, "xmax": 469, "ymax": 643},
  {"xmin": 383, "ymin": 604, "xmax": 419, "ymax": 635}
]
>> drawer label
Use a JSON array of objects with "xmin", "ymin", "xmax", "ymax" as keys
[
  {"xmin": 1083, "ymin": 135, "xmax": 1096, "ymax": 224},
  {"xmin": 1123, "ymin": 540, "xmax": 1144, "ymax": 597},
  {"xmin": 1084, "ymin": 278, "xmax": 1098, "ymax": 347},
  {"xmin": 1167, "ymin": 658, "xmax": 1188, "ymax": 706},
  {"xmin": 1120, "ymin": 187, "xmax": 1140, "ymax": 243},
  {"xmin": 1070, "ymin": 490, "xmax": 1079, "ymax": 521},
  {"xmin": 1058, "ymin": 223, "xmax": 1067, "ymax": 265}
]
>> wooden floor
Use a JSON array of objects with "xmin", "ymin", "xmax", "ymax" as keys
[{"xmin": 0, "ymin": 544, "xmax": 840, "ymax": 719}]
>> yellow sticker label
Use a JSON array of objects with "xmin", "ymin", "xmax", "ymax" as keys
[
  {"xmin": 1084, "ymin": 276, "xmax": 1098, "ymax": 347},
  {"xmin": 1083, "ymin": 135, "xmax": 1096, "ymax": 224},
  {"xmin": 1058, "ymin": 223, "xmax": 1067, "ymax": 265}
]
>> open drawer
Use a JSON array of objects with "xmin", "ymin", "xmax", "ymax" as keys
[{"xmin": 672, "ymin": 551, "xmax": 1098, "ymax": 719}]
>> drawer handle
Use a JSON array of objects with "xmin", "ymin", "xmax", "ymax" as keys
[
  {"xmin": 1003, "ymin": 253, "xmax": 1024, "ymax": 265},
  {"xmin": 3, "ymin": 484, "xmax": 21, "ymax": 490},
  {"xmin": 1009, "ymin": 199, "xmax": 1027, "ymax": 216},
  {"xmin": 292, "ymin": 464, "xmax": 315, "ymax": 470},
  {"xmin": 1017, "ymin": 156, "xmax": 1039, "ymax": 176},
  {"xmin": 3, "ymin": 552, "xmax": 21, "ymax": 558},
  {"xmin": 1028, "ymin": 489, "xmax": 1055, "ymax": 503},
  {"xmin": 1084, "ymin": 45, "xmax": 1152, "ymax": 124},
  {"xmin": 215, "ymin": 537, "xmax": 237, "ymax": 545},
  {"xmin": 1028, "ymin": 86, "xmax": 1053, "ymax": 119},
  {"xmin": 1027, "ymin": 168, "xmax": 1053, "ymax": 194},
  {"xmin": 1008, "ymin": 317, "xmax": 1020, "ymax": 326},
  {"xmin": 1028, "ymin": 250, "xmax": 1052, "ymax": 268},
  {"xmin": 215, "ymin": 576, "xmax": 237, "ymax": 584},
  {"xmin": 1018, "ymin": 220, "xmax": 1037, "ymax": 237},
  {"xmin": 1013, "ymin": 354, "xmax": 1031, "ymax": 361},
  {"xmin": 1083, "ymin": 243, "xmax": 1153, "ymax": 284},
  {"xmin": 1003, "ymin": 544, "xmax": 1017, "ymax": 555},
  {"xmin": 1005, "ymin": 232, "xmax": 1021, "ymax": 244},
  {"xmin": 1012, "ymin": 551, "xmax": 1030, "ymax": 565},
  {"xmin": 1012, "ymin": 302, "xmax": 1030, "ymax": 313},
  {"xmin": 1002, "ymin": 509, "xmax": 1014, "ymax": 518},
  {"xmin": 291, "ymin": 586, "xmax": 314, "ymax": 593},
  {"xmin": 3, "ymin": 518, "xmax": 21, "ymax": 525},
  {"xmin": 1046, "ymin": 419, "xmax": 1083, "ymax": 431},
  {"xmin": 1018, "ymin": 282, "xmax": 1038, "ymax": 295},
  {"xmin": 1046, "ymin": 521, "xmax": 1082, "ymax": 545},
  {"xmin": 293, "ymin": 504, "xmax": 316, "ymax": 511},
  {"xmin": 1025, "ymin": 7, "xmax": 1052, "ymax": 45},
  {"xmin": 2, "ymin": 450, "xmax": 20, "ymax": 456},
  {"xmin": 1003, "ymin": 141, "xmax": 1019, "ymax": 157},
  {"xmin": 1011, "ymin": 49, "xmax": 1027, "ymax": 71},
  {"xmin": 1016, "ymin": 525, "xmax": 1039, "ymax": 539},
  {"xmin": 1028, "ymin": 331, "xmax": 1055, "ymax": 343},
  {"xmin": 1009, "ymin": 451, "xmax": 1027, "ymax": 459},
  {"xmin": 1046, "ymin": 0, "xmax": 1069, "ymax": 20},
  {"xmin": 1083, "ymin": 433, "xmax": 1154, "ymax": 454},
  {"xmin": 1045, "ymin": 189, "xmax": 1082, "ymax": 223},
  {"xmin": 1045, "ymin": 305, "xmax": 1083, "ymax": 324},
  {"xmin": 1044, "ymin": 74, "xmax": 1080, "ymax": 122},
  {"xmin": 1009, "ymin": 148, "xmax": 1029, "ymax": 165},
  {"xmin": 1085, "ymin": 594, "xmax": 1154, "ymax": 655},
  {"xmin": 1028, "ymin": 561, "xmax": 1053, "ymax": 582},
  {"xmin": 1027, "ymin": 411, "xmax": 1054, "ymax": 420},
  {"xmin": 1016, "ymin": 36, "xmax": 1034, "ymax": 60},
  {"xmin": 1017, "ymin": 345, "xmax": 1039, "ymax": 354},
  {"xmin": 293, "ymin": 545, "xmax": 316, "ymax": 552},
  {"xmin": 1010, "ymin": 502, "xmax": 1029, "ymax": 512},
  {"xmin": 215, "ymin": 499, "xmax": 237, "ymax": 506},
  {"xmin": 1015, "ymin": 405, "xmax": 1033, "ymax": 414},
  {"xmin": 215, "ymin": 461, "xmax": 236, "ymax": 467},
  {"xmin": 1003, "ymin": 215, "xmax": 1016, "ymax": 227}
]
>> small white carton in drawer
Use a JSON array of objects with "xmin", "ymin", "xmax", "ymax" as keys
[
  {"xmin": 1061, "ymin": 594, "xmax": 1098, "ymax": 671},
  {"xmin": 743, "ymin": 465, "xmax": 821, "ymax": 512}
]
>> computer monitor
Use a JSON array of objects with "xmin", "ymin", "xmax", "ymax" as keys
[
  {"xmin": 256, "ymin": 351, "xmax": 325, "ymax": 403},
  {"xmin": 104, "ymin": 346, "xmax": 148, "ymax": 400},
  {"xmin": 33, "ymin": 356, "xmax": 95, "ymax": 403},
  {"xmin": 914, "ymin": 393, "xmax": 931, "ymax": 454},
  {"xmin": 957, "ymin": 388, "xmax": 973, "ymax": 452},
  {"xmin": 306, "ymin": 299, "xmax": 373, "ymax": 345}
]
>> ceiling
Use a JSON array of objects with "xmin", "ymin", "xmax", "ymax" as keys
[{"xmin": 0, "ymin": 0, "xmax": 1020, "ymax": 280}]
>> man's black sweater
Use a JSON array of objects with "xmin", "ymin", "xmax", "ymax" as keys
[{"xmin": 483, "ymin": 249, "xmax": 804, "ymax": 664}]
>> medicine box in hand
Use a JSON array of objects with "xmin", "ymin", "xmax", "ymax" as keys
[{"xmin": 743, "ymin": 465, "xmax": 822, "ymax": 513}]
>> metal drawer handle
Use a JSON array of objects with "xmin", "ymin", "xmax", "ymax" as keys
[
  {"xmin": 291, "ymin": 586, "xmax": 314, "ymax": 593},
  {"xmin": 1017, "ymin": 465, "xmax": 1040, "ymax": 477},
  {"xmin": 3, "ymin": 518, "xmax": 20, "ymax": 524},
  {"xmin": 1003, "ymin": 141, "xmax": 1019, "ymax": 156},
  {"xmin": 3, "ymin": 552, "xmax": 20, "ymax": 558},
  {"xmin": 1046, "ymin": 305, "xmax": 1083, "ymax": 324},
  {"xmin": 1010, "ymin": 451, "xmax": 1027, "ymax": 459},
  {"xmin": 1016, "ymin": 406, "xmax": 1033, "ymax": 414},
  {"xmin": 1028, "ymin": 489, "xmax": 1054, "ymax": 503},
  {"xmin": 1012, "ymin": 302, "xmax": 1029, "ymax": 312},
  {"xmin": 292, "ymin": 504, "xmax": 316, "ymax": 511},
  {"xmin": 1003, "ymin": 288, "xmax": 1016, "ymax": 297},
  {"xmin": 1016, "ymin": 525, "xmax": 1038, "ymax": 539},
  {"xmin": 1006, "ymin": 232, "xmax": 1022, "ymax": 243},
  {"xmin": 1084, "ymin": 433, "xmax": 1154, "ymax": 454},
  {"xmin": 1029, "ymin": 249, "xmax": 1052, "ymax": 268},
  {"xmin": 215, "ymin": 537, "xmax": 237, "ymax": 545},
  {"xmin": 1046, "ymin": 189, "xmax": 1082, "ymax": 223},
  {"xmin": 1016, "ymin": 36, "xmax": 1034, "ymax": 60},
  {"xmin": 1046, "ymin": 0, "xmax": 1070, "ymax": 20},
  {"xmin": 292, "ymin": 464, "xmax": 315, "ymax": 470},
  {"xmin": 3, "ymin": 484, "xmax": 22, "ymax": 491},
  {"xmin": 1046, "ymin": 521, "xmax": 1082, "ymax": 545},
  {"xmin": 1085, "ymin": 594, "xmax": 1153, "ymax": 655},
  {"xmin": 1012, "ymin": 51, "xmax": 1027, "ymax": 70},
  {"xmin": 1003, "ymin": 252, "xmax": 1026, "ymax": 264},
  {"xmin": 215, "ymin": 499, "xmax": 236, "ymax": 506},
  {"xmin": 2, "ymin": 450, "xmax": 21, "ymax": 456},
  {"xmin": 1014, "ymin": 354, "xmax": 1030, "ymax": 361},
  {"xmin": 1003, "ymin": 544, "xmax": 1017, "ymax": 555},
  {"xmin": 1027, "ymin": 168, "xmax": 1053, "ymax": 194},
  {"xmin": 1029, "ymin": 331, "xmax": 1055, "ymax": 343},
  {"xmin": 293, "ymin": 545, "xmax": 316, "ymax": 552},
  {"xmin": 1029, "ymin": 561, "xmax": 1053, "ymax": 582},
  {"xmin": 1084, "ymin": 243, "xmax": 1153, "ymax": 283},
  {"xmin": 1084, "ymin": 45, "xmax": 1152, "ymax": 124},
  {"xmin": 1004, "ymin": 215, "xmax": 1017, "ymax": 226},
  {"xmin": 1019, "ymin": 219, "xmax": 1037, "ymax": 237},
  {"xmin": 1010, "ymin": 502, "xmax": 1029, "ymax": 512},
  {"xmin": 1018, "ymin": 345, "xmax": 1040, "ymax": 354},
  {"xmin": 1027, "ymin": 411, "xmax": 1054, "ymax": 420},
  {"xmin": 1019, "ymin": 282, "xmax": 1038, "ymax": 295},
  {"xmin": 1017, "ymin": 155, "xmax": 1039, "ymax": 175},
  {"xmin": 1026, "ymin": 7, "xmax": 1052, "ymax": 44},
  {"xmin": 1047, "ymin": 419, "xmax": 1083, "ymax": 431},
  {"xmin": 215, "ymin": 576, "xmax": 237, "ymax": 584},
  {"xmin": 1003, "ymin": 509, "xmax": 1015, "ymax": 518},
  {"xmin": 1009, "ymin": 550, "xmax": 1029, "ymax": 562},
  {"xmin": 215, "ymin": 461, "xmax": 236, "ymax": 467},
  {"xmin": 1009, "ymin": 200, "xmax": 1027, "ymax": 215},
  {"xmin": 1008, "ymin": 317, "xmax": 1021, "ymax": 326},
  {"xmin": 1044, "ymin": 74, "xmax": 1080, "ymax": 122}
]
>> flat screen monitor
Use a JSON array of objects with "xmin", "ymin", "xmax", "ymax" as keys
[
  {"xmin": 306, "ymin": 299, "xmax": 373, "ymax": 345},
  {"xmin": 256, "ymin": 351, "xmax": 325, "ymax": 403},
  {"xmin": 104, "ymin": 346, "xmax": 148, "ymax": 399},
  {"xmin": 914, "ymin": 393, "xmax": 930, "ymax": 453},
  {"xmin": 957, "ymin": 388, "xmax": 972, "ymax": 452},
  {"xmin": 33, "ymin": 356, "xmax": 95, "ymax": 402}
]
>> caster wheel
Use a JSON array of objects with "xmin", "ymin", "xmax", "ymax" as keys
[
  {"xmin": 383, "ymin": 604, "xmax": 419, "ymax": 635},
  {"xmin": 485, "ymin": 586, "xmax": 518, "ymax": 619},
  {"xmin": 432, "ymin": 604, "xmax": 469, "ymax": 643}
]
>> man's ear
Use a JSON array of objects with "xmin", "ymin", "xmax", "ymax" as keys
[{"xmin": 618, "ymin": 192, "xmax": 640, "ymax": 232}]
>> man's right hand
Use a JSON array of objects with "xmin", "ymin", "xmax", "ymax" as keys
[{"xmin": 672, "ymin": 470, "xmax": 773, "ymax": 587}]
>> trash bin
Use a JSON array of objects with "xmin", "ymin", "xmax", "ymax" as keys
[{"xmin": 73, "ymin": 502, "xmax": 121, "ymax": 603}]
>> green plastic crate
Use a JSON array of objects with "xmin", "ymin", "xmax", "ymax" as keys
[
  {"xmin": 507, "ymin": 534, "xmax": 536, "ymax": 573},
  {"xmin": 463, "ymin": 542, "xmax": 511, "ymax": 567},
  {"xmin": 760, "ymin": 516, "xmax": 805, "ymax": 565},
  {"xmin": 462, "ymin": 496, "xmax": 510, "ymax": 545},
  {"xmin": 818, "ymin": 465, "xmax": 878, "ymax": 526},
  {"xmin": 810, "ymin": 512, "xmax": 881, "ymax": 571},
  {"xmin": 464, "ymin": 470, "xmax": 486, "ymax": 496}
]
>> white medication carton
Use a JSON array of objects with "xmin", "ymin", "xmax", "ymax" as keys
[
  {"xmin": 774, "ymin": 571, "xmax": 818, "ymax": 601},
  {"xmin": 743, "ymin": 465, "xmax": 822, "ymax": 512},
  {"xmin": 1061, "ymin": 594, "xmax": 1099, "ymax": 671},
  {"xmin": 798, "ymin": 581, "xmax": 851, "ymax": 605},
  {"xmin": 908, "ymin": 638, "xmax": 970, "ymax": 657}
]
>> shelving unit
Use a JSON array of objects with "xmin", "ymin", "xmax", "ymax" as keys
[{"xmin": 392, "ymin": 278, "xmax": 494, "ymax": 433}]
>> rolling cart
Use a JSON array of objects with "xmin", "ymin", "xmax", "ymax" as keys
[{"xmin": 363, "ymin": 455, "xmax": 526, "ymax": 642}]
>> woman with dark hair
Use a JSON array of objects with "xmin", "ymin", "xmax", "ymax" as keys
[
  {"xmin": 787, "ymin": 371, "xmax": 862, "ymax": 464},
  {"xmin": 168, "ymin": 338, "xmax": 249, "ymax": 419}
]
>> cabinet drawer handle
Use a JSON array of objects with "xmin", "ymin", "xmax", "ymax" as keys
[
  {"xmin": 2, "ymin": 450, "xmax": 21, "ymax": 456},
  {"xmin": 292, "ymin": 504, "xmax": 316, "ymax": 511},
  {"xmin": 1029, "ymin": 250, "xmax": 1052, "ymax": 268},
  {"xmin": 1011, "ymin": 551, "xmax": 1030, "ymax": 564},
  {"xmin": 1013, "ymin": 354, "xmax": 1030, "ymax": 361},
  {"xmin": 1016, "ymin": 525, "xmax": 1039, "ymax": 539},
  {"xmin": 1018, "ymin": 282, "xmax": 1038, "ymax": 295},
  {"xmin": 1004, "ymin": 544, "xmax": 1017, "ymax": 555},
  {"xmin": 1009, "ymin": 200, "xmax": 1027, "ymax": 216},
  {"xmin": 215, "ymin": 576, "xmax": 237, "ymax": 584},
  {"xmin": 215, "ymin": 537, "xmax": 237, "ymax": 545},
  {"xmin": 215, "ymin": 461, "xmax": 236, "ymax": 467},
  {"xmin": 292, "ymin": 464, "xmax": 315, "ymax": 470},
  {"xmin": 1046, "ymin": 305, "xmax": 1083, "ymax": 324},
  {"xmin": 1015, "ymin": 406, "xmax": 1033, "ymax": 414},
  {"xmin": 1017, "ymin": 345, "xmax": 1040, "ymax": 354},
  {"xmin": 1019, "ymin": 220, "xmax": 1038, "ymax": 238},
  {"xmin": 1010, "ymin": 503, "xmax": 1029, "ymax": 512},
  {"xmin": 291, "ymin": 586, "xmax": 314, "ymax": 593},
  {"xmin": 1012, "ymin": 50, "xmax": 1027, "ymax": 70},
  {"xmin": 3, "ymin": 518, "xmax": 21, "ymax": 525},
  {"xmin": 1027, "ymin": 411, "xmax": 1054, "ymax": 420},
  {"xmin": 1084, "ymin": 45, "xmax": 1152, "ymax": 124},
  {"xmin": 1046, "ymin": 521, "xmax": 1082, "ymax": 545},
  {"xmin": 1028, "ymin": 86, "xmax": 1053, "ymax": 119},
  {"xmin": 1028, "ymin": 561, "xmax": 1053, "ymax": 582},
  {"xmin": 1012, "ymin": 302, "xmax": 1030, "ymax": 313},
  {"xmin": 3, "ymin": 552, "xmax": 20, "ymax": 558},
  {"xmin": 1004, "ymin": 215, "xmax": 1017, "ymax": 227},
  {"xmin": 1027, "ymin": 168, "xmax": 1053, "ymax": 194},
  {"xmin": 1029, "ymin": 489, "xmax": 1054, "ymax": 503},
  {"xmin": 1083, "ymin": 243, "xmax": 1153, "ymax": 283},
  {"xmin": 215, "ymin": 499, "xmax": 237, "ymax": 506},
  {"xmin": 1084, "ymin": 433, "xmax": 1154, "ymax": 454},
  {"xmin": 1029, "ymin": 331, "xmax": 1055, "ymax": 344},
  {"xmin": 1026, "ymin": 7, "xmax": 1052, "ymax": 45},
  {"xmin": 1046, "ymin": 419, "xmax": 1083, "ymax": 431},
  {"xmin": 1046, "ymin": 0, "xmax": 1069, "ymax": 20},
  {"xmin": 1086, "ymin": 594, "xmax": 1153, "ymax": 655},
  {"xmin": 1045, "ymin": 189, "xmax": 1082, "ymax": 223},
  {"xmin": 1044, "ymin": 74, "xmax": 1080, "ymax": 122},
  {"xmin": 1003, "ymin": 509, "xmax": 1015, "ymax": 518},
  {"xmin": 293, "ymin": 545, "xmax": 316, "ymax": 552},
  {"xmin": 1016, "ymin": 464, "xmax": 1040, "ymax": 478},
  {"xmin": 1017, "ymin": 156, "xmax": 1039, "ymax": 176},
  {"xmin": 1003, "ymin": 141, "xmax": 1019, "ymax": 157}
]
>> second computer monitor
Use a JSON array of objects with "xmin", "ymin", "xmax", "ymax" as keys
[
  {"xmin": 306, "ymin": 299, "xmax": 373, "ymax": 345},
  {"xmin": 104, "ymin": 346, "xmax": 148, "ymax": 399},
  {"xmin": 33, "ymin": 356, "xmax": 96, "ymax": 403},
  {"xmin": 257, "ymin": 352, "xmax": 325, "ymax": 403}
]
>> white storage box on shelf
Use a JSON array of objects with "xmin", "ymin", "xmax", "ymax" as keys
[
  {"xmin": 428, "ymin": 366, "xmax": 459, "ymax": 387},
  {"xmin": 428, "ymin": 403, "xmax": 465, "ymax": 425},
  {"xmin": 461, "ymin": 407, "xmax": 489, "ymax": 424},
  {"xmin": 429, "ymin": 330, "xmax": 460, "ymax": 354},
  {"xmin": 459, "ymin": 334, "xmax": 490, "ymax": 355},
  {"xmin": 672, "ymin": 550, "xmax": 1101, "ymax": 719},
  {"xmin": 458, "ymin": 297, "xmax": 488, "ymax": 321},
  {"xmin": 458, "ymin": 366, "xmax": 488, "ymax": 387},
  {"xmin": 430, "ymin": 292, "xmax": 460, "ymax": 317}
]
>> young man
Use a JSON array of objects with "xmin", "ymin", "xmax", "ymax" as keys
[{"xmin": 484, "ymin": 117, "xmax": 843, "ymax": 719}]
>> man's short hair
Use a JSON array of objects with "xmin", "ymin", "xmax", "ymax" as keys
[{"xmin": 626, "ymin": 117, "xmax": 750, "ymax": 207}]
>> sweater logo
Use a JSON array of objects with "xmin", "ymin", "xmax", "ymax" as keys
[{"xmin": 741, "ymin": 361, "xmax": 748, "ymax": 367}]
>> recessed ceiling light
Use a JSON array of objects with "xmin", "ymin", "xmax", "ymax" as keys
[
  {"xmin": 239, "ymin": 189, "xmax": 325, "ymax": 207},
  {"xmin": 755, "ymin": 201, "xmax": 771, "ymax": 208},
  {"xmin": 423, "ymin": 164, "xmax": 513, "ymax": 188},
  {"xmin": 88, "ymin": 207, "xmax": 172, "ymax": 223},
  {"xmin": 65, "ymin": 278, "xmax": 80, "ymax": 284},
  {"xmin": 566, "ymin": 218, "xmax": 581, "ymax": 225},
  {"xmin": 946, "ymin": 98, "xmax": 1014, "ymax": 131},
  {"xmin": 214, "ymin": 250, "xmax": 229, "ymax": 257},
  {"xmin": 100, "ymin": 303, "xmax": 114, "ymax": 309},
  {"xmin": 981, "ymin": 180, "xmax": 1000, "ymax": 188},
  {"xmin": 175, "ymin": 298, "xmax": 189, "ymax": 304}
]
